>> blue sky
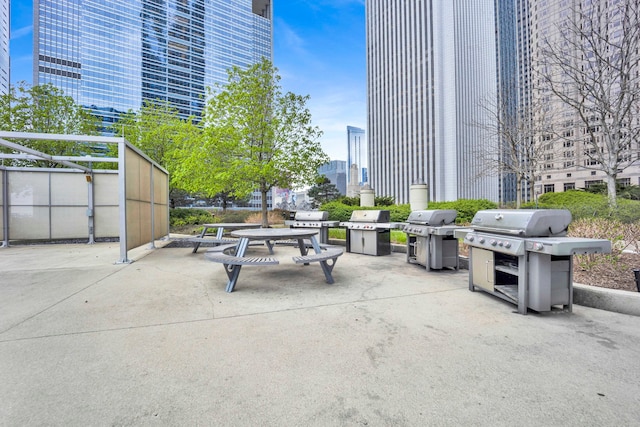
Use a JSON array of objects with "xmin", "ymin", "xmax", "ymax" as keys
[{"xmin": 8, "ymin": 0, "xmax": 366, "ymax": 161}]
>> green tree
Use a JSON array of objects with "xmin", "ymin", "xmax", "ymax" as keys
[
  {"xmin": 0, "ymin": 82, "xmax": 100, "ymax": 165},
  {"xmin": 175, "ymin": 58, "xmax": 329, "ymax": 226},
  {"xmin": 111, "ymin": 100, "xmax": 202, "ymax": 208},
  {"xmin": 308, "ymin": 175, "xmax": 341, "ymax": 207}
]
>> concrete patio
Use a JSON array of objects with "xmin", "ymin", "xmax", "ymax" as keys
[{"xmin": 1, "ymin": 240, "xmax": 640, "ymax": 426}]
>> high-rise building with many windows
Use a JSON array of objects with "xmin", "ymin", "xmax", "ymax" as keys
[
  {"xmin": 34, "ymin": 0, "xmax": 272, "ymax": 126},
  {"xmin": 0, "ymin": 0, "xmax": 9, "ymax": 95},
  {"xmin": 530, "ymin": 0, "xmax": 640, "ymax": 194},
  {"xmin": 366, "ymin": 0, "xmax": 499, "ymax": 204}
]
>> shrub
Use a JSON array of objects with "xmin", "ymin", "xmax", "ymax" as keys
[
  {"xmin": 569, "ymin": 217, "xmax": 640, "ymax": 270},
  {"xmin": 169, "ymin": 208, "xmax": 213, "ymax": 227},
  {"xmin": 523, "ymin": 190, "xmax": 640, "ymax": 223},
  {"xmin": 428, "ymin": 199, "xmax": 498, "ymax": 224}
]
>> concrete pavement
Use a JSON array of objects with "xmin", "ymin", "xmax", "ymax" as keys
[{"xmin": 1, "ymin": 240, "xmax": 640, "ymax": 426}]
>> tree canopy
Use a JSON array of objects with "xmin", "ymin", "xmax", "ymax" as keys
[
  {"xmin": 173, "ymin": 58, "xmax": 329, "ymax": 226},
  {"xmin": 0, "ymin": 82, "xmax": 100, "ymax": 166},
  {"xmin": 308, "ymin": 175, "xmax": 341, "ymax": 207}
]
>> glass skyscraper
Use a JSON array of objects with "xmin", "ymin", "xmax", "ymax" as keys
[
  {"xmin": 366, "ymin": 0, "xmax": 499, "ymax": 204},
  {"xmin": 0, "ymin": 0, "xmax": 9, "ymax": 95},
  {"xmin": 347, "ymin": 125, "xmax": 367, "ymax": 186},
  {"xmin": 34, "ymin": 0, "xmax": 272, "ymax": 125}
]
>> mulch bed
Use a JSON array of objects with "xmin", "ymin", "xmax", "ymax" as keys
[{"xmin": 573, "ymin": 252, "xmax": 640, "ymax": 292}]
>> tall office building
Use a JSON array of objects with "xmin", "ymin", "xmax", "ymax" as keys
[
  {"xmin": 366, "ymin": 0, "xmax": 499, "ymax": 204},
  {"xmin": 0, "ymin": 0, "xmax": 8, "ymax": 95},
  {"xmin": 347, "ymin": 125, "xmax": 367, "ymax": 186},
  {"xmin": 34, "ymin": 0, "xmax": 272, "ymax": 126},
  {"xmin": 530, "ymin": 0, "xmax": 640, "ymax": 193},
  {"xmin": 318, "ymin": 160, "xmax": 347, "ymax": 195}
]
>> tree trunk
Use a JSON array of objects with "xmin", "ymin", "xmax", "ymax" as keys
[
  {"xmin": 516, "ymin": 175, "xmax": 523, "ymax": 209},
  {"xmin": 606, "ymin": 174, "xmax": 618, "ymax": 209},
  {"xmin": 261, "ymin": 189, "xmax": 269, "ymax": 227}
]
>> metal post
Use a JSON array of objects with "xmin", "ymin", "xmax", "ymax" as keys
[
  {"xmin": 148, "ymin": 165, "xmax": 156, "ymax": 249},
  {"xmin": 1, "ymin": 169, "xmax": 8, "ymax": 247},
  {"xmin": 86, "ymin": 172, "xmax": 95, "ymax": 244},
  {"xmin": 116, "ymin": 140, "xmax": 131, "ymax": 264}
]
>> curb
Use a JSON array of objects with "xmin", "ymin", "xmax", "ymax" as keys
[{"xmin": 573, "ymin": 283, "xmax": 640, "ymax": 317}]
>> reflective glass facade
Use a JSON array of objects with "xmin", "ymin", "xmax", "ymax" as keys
[
  {"xmin": 34, "ymin": 0, "xmax": 272, "ymax": 125},
  {"xmin": 1, "ymin": 0, "xmax": 8, "ymax": 95}
]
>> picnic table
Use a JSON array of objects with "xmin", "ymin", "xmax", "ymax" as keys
[
  {"xmin": 189, "ymin": 223, "xmax": 261, "ymax": 253},
  {"xmin": 205, "ymin": 228, "xmax": 343, "ymax": 292}
]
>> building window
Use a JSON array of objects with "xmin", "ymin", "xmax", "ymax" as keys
[
  {"xmin": 564, "ymin": 182, "xmax": 575, "ymax": 191},
  {"xmin": 566, "ymin": 173, "xmax": 572, "ymax": 177},
  {"xmin": 591, "ymin": 171, "xmax": 597, "ymax": 175},
  {"xmin": 617, "ymin": 178, "xmax": 631, "ymax": 187},
  {"xmin": 585, "ymin": 179, "xmax": 603, "ymax": 189},
  {"xmin": 543, "ymin": 184, "xmax": 555, "ymax": 193}
]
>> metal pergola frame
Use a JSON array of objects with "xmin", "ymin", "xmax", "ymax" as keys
[{"xmin": 0, "ymin": 131, "xmax": 169, "ymax": 263}]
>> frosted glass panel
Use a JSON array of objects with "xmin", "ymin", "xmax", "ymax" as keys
[
  {"xmin": 51, "ymin": 207, "xmax": 87, "ymax": 238},
  {"xmin": 140, "ymin": 201, "xmax": 152, "ymax": 243},
  {"xmin": 154, "ymin": 204, "xmax": 168, "ymax": 239},
  {"xmin": 94, "ymin": 173, "xmax": 119, "ymax": 206},
  {"xmin": 10, "ymin": 172, "xmax": 50, "ymax": 205},
  {"xmin": 139, "ymin": 161, "xmax": 151, "ymax": 203},
  {"xmin": 126, "ymin": 200, "xmax": 141, "ymax": 250},
  {"xmin": 10, "ymin": 206, "xmax": 50, "ymax": 239},
  {"xmin": 94, "ymin": 206, "xmax": 119, "ymax": 238},
  {"xmin": 125, "ymin": 148, "xmax": 140, "ymax": 200},
  {"xmin": 153, "ymin": 168, "xmax": 168, "ymax": 204},
  {"xmin": 51, "ymin": 174, "xmax": 87, "ymax": 206}
]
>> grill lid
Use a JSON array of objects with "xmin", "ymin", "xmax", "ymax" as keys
[
  {"xmin": 406, "ymin": 209, "xmax": 457, "ymax": 225},
  {"xmin": 470, "ymin": 209, "xmax": 572, "ymax": 237},
  {"xmin": 294, "ymin": 210, "xmax": 329, "ymax": 221},
  {"xmin": 349, "ymin": 210, "xmax": 390, "ymax": 223}
]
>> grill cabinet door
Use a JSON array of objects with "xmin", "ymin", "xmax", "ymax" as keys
[{"xmin": 471, "ymin": 247, "xmax": 494, "ymax": 291}]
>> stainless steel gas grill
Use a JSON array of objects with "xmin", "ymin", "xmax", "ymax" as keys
[
  {"xmin": 403, "ymin": 210, "xmax": 460, "ymax": 270},
  {"xmin": 339, "ymin": 210, "xmax": 392, "ymax": 256},
  {"xmin": 454, "ymin": 209, "xmax": 611, "ymax": 314},
  {"xmin": 284, "ymin": 211, "xmax": 338, "ymax": 244}
]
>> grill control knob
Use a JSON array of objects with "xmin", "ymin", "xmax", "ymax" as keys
[
  {"xmin": 498, "ymin": 241, "xmax": 503, "ymax": 246},
  {"xmin": 490, "ymin": 239, "xmax": 497, "ymax": 246},
  {"xmin": 478, "ymin": 237, "xmax": 485, "ymax": 244},
  {"xmin": 504, "ymin": 242, "xmax": 512, "ymax": 248},
  {"xmin": 533, "ymin": 242, "xmax": 543, "ymax": 251},
  {"xmin": 467, "ymin": 235, "xmax": 474, "ymax": 242}
]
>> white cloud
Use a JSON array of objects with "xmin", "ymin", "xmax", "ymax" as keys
[{"xmin": 11, "ymin": 25, "xmax": 33, "ymax": 40}]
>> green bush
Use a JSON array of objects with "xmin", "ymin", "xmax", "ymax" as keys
[
  {"xmin": 522, "ymin": 190, "xmax": 640, "ymax": 223},
  {"xmin": 428, "ymin": 199, "xmax": 498, "ymax": 224},
  {"xmin": 169, "ymin": 208, "xmax": 213, "ymax": 227}
]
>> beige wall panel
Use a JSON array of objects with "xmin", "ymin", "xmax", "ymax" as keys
[
  {"xmin": 153, "ymin": 204, "xmax": 168, "ymax": 239},
  {"xmin": 126, "ymin": 200, "xmax": 142, "ymax": 250},
  {"xmin": 93, "ymin": 174, "xmax": 119, "ymax": 206},
  {"xmin": 125, "ymin": 148, "xmax": 141, "ymax": 200},
  {"xmin": 51, "ymin": 207, "xmax": 87, "ymax": 239},
  {"xmin": 51, "ymin": 173, "xmax": 87, "ymax": 206},
  {"xmin": 10, "ymin": 206, "xmax": 50, "ymax": 239},
  {"xmin": 9, "ymin": 172, "xmax": 50, "ymax": 205},
  {"xmin": 139, "ymin": 201, "xmax": 152, "ymax": 243},
  {"xmin": 153, "ymin": 168, "xmax": 168, "ymax": 204},
  {"xmin": 94, "ymin": 206, "xmax": 119, "ymax": 238},
  {"xmin": 139, "ymin": 161, "xmax": 151, "ymax": 203}
]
